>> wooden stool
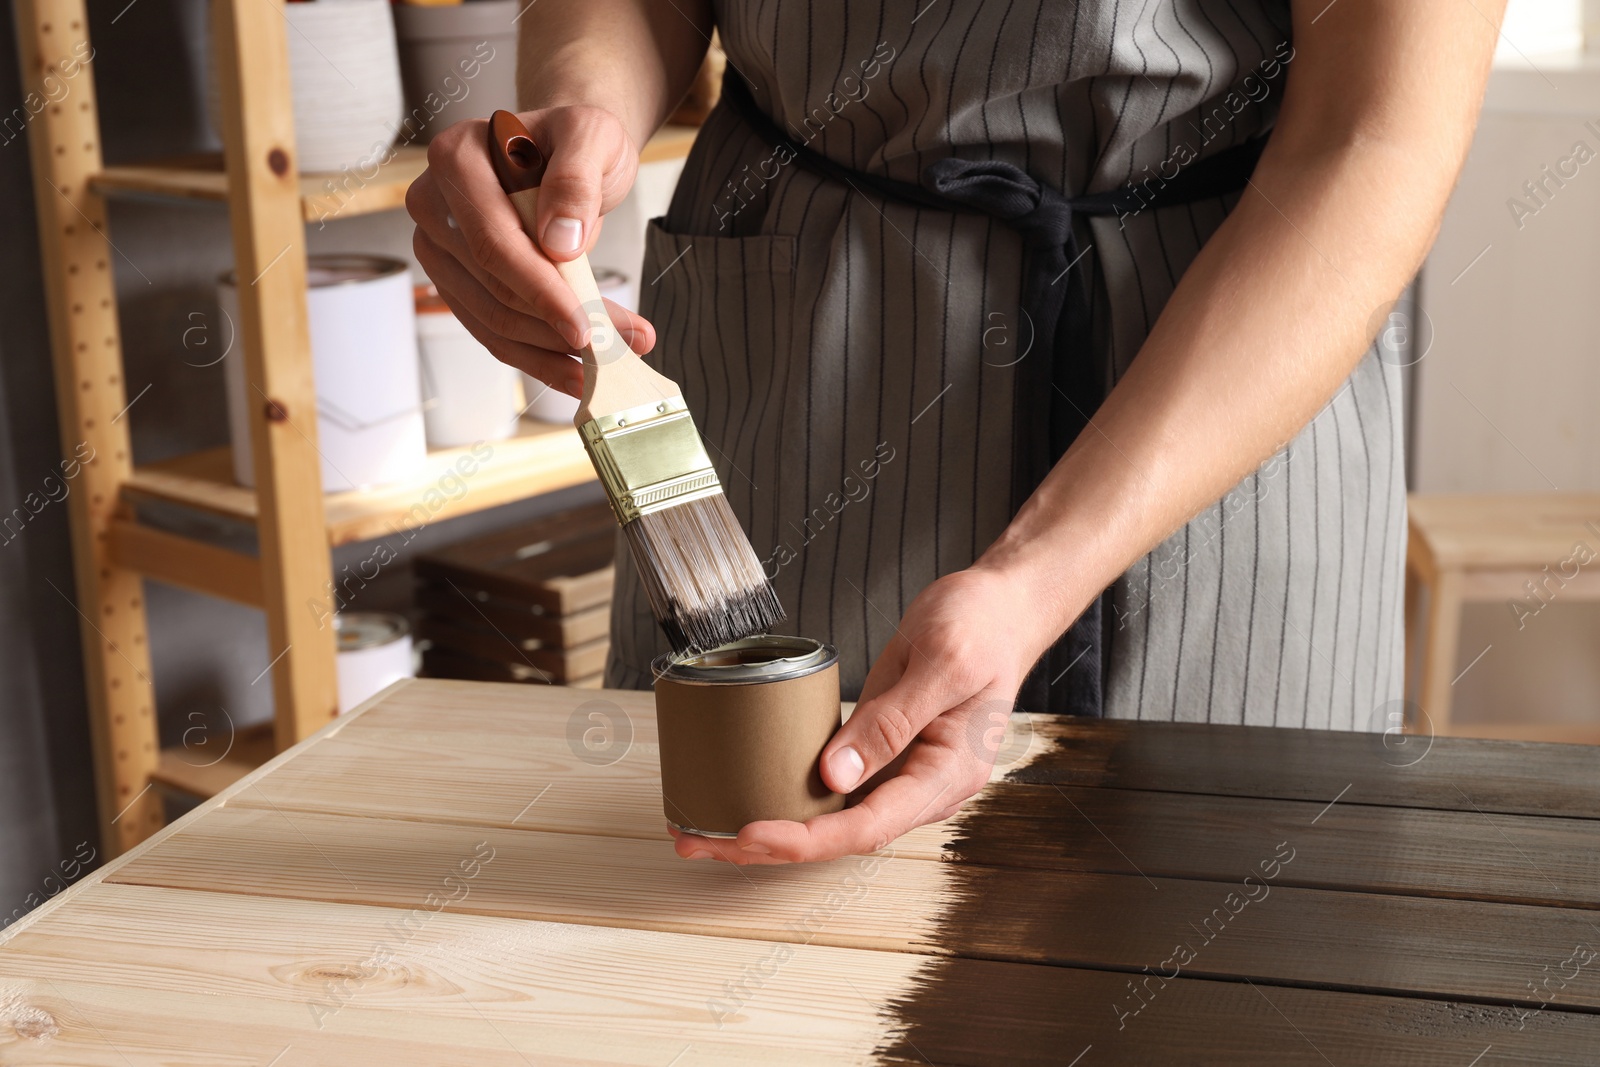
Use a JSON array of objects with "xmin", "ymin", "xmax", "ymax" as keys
[{"xmin": 1406, "ymin": 493, "xmax": 1600, "ymax": 740}]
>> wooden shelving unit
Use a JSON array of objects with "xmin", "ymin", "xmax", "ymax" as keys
[
  {"xmin": 89, "ymin": 122, "xmax": 698, "ymax": 220},
  {"xmin": 121, "ymin": 420, "xmax": 595, "ymax": 549},
  {"xmin": 16, "ymin": 0, "xmax": 696, "ymax": 857}
]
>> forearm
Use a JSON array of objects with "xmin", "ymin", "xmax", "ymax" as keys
[
  {"xmin": 975, "ymin": 0, "xmax": 1503, "ymax": 662},
  {"xmin": 515, "ymin": 0, "xmax": 713, "ymax": 148}
]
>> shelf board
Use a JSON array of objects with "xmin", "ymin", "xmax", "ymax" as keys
[
  {"xmin": 639, "ymin": 123, "xmax": 700, "ymax": 164},
  {"xmin": 124, "ymin": 417, "xmax": 597, "ymax": 548},
  {"xmin": 151, "ymin": 721, "xmax": 276, "ymax": 800},
  {"xmin": 90, "ymin": 124, "xmax": 700, "ymax": 220}
]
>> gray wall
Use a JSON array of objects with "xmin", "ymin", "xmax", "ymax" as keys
[{"xmin": 1, "ymin": 0, "xmax": 601, "ymax": 917}]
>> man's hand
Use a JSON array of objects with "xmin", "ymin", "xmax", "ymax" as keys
[
  {"xmin": 669, "ymin": 566, "xmax": 1047, "ymax": 864},
  {"xmin": 406, "ymin": 106, "xmax": 656, "ymax": 398}
]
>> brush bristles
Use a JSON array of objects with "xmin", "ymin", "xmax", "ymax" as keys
[{"xmin": 623, "ymin": 493, "xmax": 785, "ymax": 654}]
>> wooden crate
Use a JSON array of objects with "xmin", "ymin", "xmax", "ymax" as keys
[
  {"xmin": 419, "ymin": 620, "xmax": 610, "ymax": 682},
  {"xmin": 413, "ymin": 586, "xmax": 611, "ymax": 648},
  {"xmin": 414, "ymin": 500, "xmax": 616, "ymax": 614},
  {"xmin": 415, "ymin": 503, "xmax": 617, "ymax": 685}
]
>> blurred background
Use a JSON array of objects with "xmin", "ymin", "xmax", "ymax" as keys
[{"xmin": 1, "ymin": 0, "xmax": 1595, "ymax": 925}]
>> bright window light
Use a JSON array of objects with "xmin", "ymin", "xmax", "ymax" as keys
[{"xmin": 1496, "ymin": 0, "xmax": 1582, "ymax": 60}]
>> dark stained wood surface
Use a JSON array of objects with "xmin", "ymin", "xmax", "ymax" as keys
[
  {"xmin": 1029, "ymin": 717, "xmax": 1600, "ymax": 818},
  {"xmin": 943, "ymin": 782, "xmax": 1600, "ymax": 909},
  {"xmin": 886, "ymin": 716, "xmax": 1600, "ymax": 1065},
  {"xmin": 881, "ymin": 956, "xmax": 1600, "ymax": 1067}
]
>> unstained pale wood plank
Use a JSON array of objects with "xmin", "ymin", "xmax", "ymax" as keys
[
  {"xmin": 222, "ymin": 683, "xmax": 1049, "ymax": 860},
  {"xmin": 0, "ymin": 881, "xmax": 914, "ymax": 1065}
]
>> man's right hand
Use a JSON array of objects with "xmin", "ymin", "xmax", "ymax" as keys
[{"xmin": 406, "ymin": 105, "xmax": 657, "ymax": 399}]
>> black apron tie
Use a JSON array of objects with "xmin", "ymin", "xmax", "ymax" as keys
[
  {"xmin": 923, "ymin": 156, "xmax": 1096, "ymax": 478},
  {"xmin": 719, "ymin": 70, "xmax": 1266, "ymax": 717}
]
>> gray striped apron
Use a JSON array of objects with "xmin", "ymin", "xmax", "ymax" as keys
[{"xmin": 606, "ymin": 0, "xmax": 1404, "ymax": 732}]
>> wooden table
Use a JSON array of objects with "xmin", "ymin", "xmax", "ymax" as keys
[
  {"xmin": 4, "ymin": 680, "xmax": 1599, "ymax": 1065},
  {"xmin": 1406, "ymin": 492, "xmax": 1600, "ymax": 741}
]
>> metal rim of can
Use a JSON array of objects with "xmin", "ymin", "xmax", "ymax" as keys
[
  {"xmin": 667, "ymin": 821, "xmax": 740, "ymax": 839},
  {"xmin": 335, "ymin": 611, "xmax": 411, "ymax": 653},
  {"xmin": 218, "ymin": 254, "xmax": 410, "ymax": 291},
  {"xmin": 651, "ymin": 635, "xmax": 837, "ymax": 685}
]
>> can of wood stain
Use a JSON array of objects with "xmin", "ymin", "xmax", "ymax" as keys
[{"xmin": 652, "ymin": 636, "xmax": 846, "ymax": 837}]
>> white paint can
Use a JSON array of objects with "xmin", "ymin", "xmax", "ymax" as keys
[
  {"xmin": 284, "ymin": 0, "xmax": 405, "ymax": 173},
  {"xmin": 415, "ymin": 286, "xmax": 522, "ymax": 448},
  {"xmin": 222, "ymin": 255, "xmax": 429, "ymax": 493},
  {"xmin": 335, "ymin": 612, "xmax": 415, "ymax": 715}
]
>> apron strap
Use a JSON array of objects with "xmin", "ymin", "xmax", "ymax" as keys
[{"xmin": 719, "ymin": 70, "xmax": 1265, "ymax": 717}]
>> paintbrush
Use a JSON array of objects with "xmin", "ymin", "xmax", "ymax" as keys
[{"xmin": 486, "ymin": 110, "xmax": 784, "ymax": 654}]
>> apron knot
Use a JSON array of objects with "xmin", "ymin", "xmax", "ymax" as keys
[{"xmin": 923, "ymin": 158, "xmax": 1075, "ymax": 253}]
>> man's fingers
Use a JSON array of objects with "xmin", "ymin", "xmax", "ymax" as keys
[
  {"xmin": 415, "ymin": 221, "xmax": 654, "ymax": 357},
  {"xmin": 522, "ymin": 109, "xmax": 635, "ymax": 263},
  {"xmin": 819, "ymin": 647, "xmax": 973, "ymax": 795},
  {"xmin": 670, "ymin": 828, "xmax": 789, "ymax": 865},
  {"xmin": 736, "ymin": 767, "xmax": 959, "ymax": 864},
  {"xmin": 424, "ymin": 125, "xmax": 591, "ymax": 348},
  {"xmin": 415, "ymin": 230, "xmax": 570, "ymax": 350},
  {"xmin": 441, "ymin": 295, "xmax": 584, "ymax": 396},
  {"xmin": 602, "ymin": 297, "xmax": 656, "ymax": 355},
  {"xmin": 852, "ymin": 634, "xmax": 908, "ymax": 709}
]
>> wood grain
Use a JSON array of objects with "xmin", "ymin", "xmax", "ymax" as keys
[
  {"xmin": 16, "ymin": 0, "xmax": 164, "ymax": 854},
  {"xmin": 945, "ymin": 782, "xmax": 1600, "ymax": 908},
  {"xmin": 221, "ymin": 683, "xmax": 1047, "ymax": 860},
  {"xmin": 415, "ymin": 586, "xmax": 612, "ymax": 647},
  {"xmin": 0, "ymin": 881, "xmax": 914, "ymax": 1065},
  {"xmin": 1409, "ymin": 492, "xmax": 1600, "ymax": 569},
  {"xmin": 110, "ymin": 807, "xmax": 946, "ymax": 952},
  {"xmin": 9, "ymin": 678, "xmax": 1600, "ymax": 1065},
  {"xmin": 213, "ymin": 0, "xmax": 339, "ymax": 750},
  {"xmin": 412, "ymin": 498, "xmax": 616, "ymax": 610},
  {"xmin": 8, "ymin": 883, "xmax": 1597, "ymax": 1066},
  {"xmin": 108, "ymin": 517, "xmax": 263, "ymax": 607},
  {"xmin": 111, "ymin": 805, "xmax": 1600, "ymax": 1012},
  {"xmin": 150, "ymin": 721, "xmax": 277, "ymax": 800},
  {"xmin": 881, "ymin": 954, "xmax": 1600, "ymax": 1067},
  {"xmin": 118, "ymin": 421, "xmax": 598, "ymax": 549},
  {"xmin": 224, "ymin": 684, "xmax": 1600, "ymax": 903},
  {"xmin": 1026, "ymin": 717, "xmax": 1600, "ymax": 817},
  {"xmin": 89, "ymin": 124, "xmax": 703, "ymax": 220},
  {"xmin": 418, "ymin": 617, "xmax": 610, "ymax": 678}
]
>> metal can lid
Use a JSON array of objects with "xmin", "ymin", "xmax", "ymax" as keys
[
  {"xmin": 219, "ymin": 254, "xmax": 409, "ymax": 291},
  {"xmin": 335, "ymin": 611, "xmax": 410, "ymax": 653},
  {"xmin": 304, "ymin": 255, "xmax": 410, "ymax": 289},
  {"xmin": 652, "ymin": 635, "xmax": 836, "ymax": 684}
]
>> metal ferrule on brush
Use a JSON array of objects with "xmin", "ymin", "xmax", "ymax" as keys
[{"xmin": 580, "ymin": 396, "xmax": 725, "ymax": 526}]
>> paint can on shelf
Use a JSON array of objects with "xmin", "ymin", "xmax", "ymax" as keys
[
  {"xmin": 652, "ymin": 636, "xmax": 846, "ymax": 837},
  {"xmin": 221, "ymin": 255, "xmax": 428, "ymax": 493},
  {"xmin": 415, "ymin": 285, "xmax": 522, "ymax": 448},
  {"xmin": 391, "ymin": 0, "xmax": 520, "ymax": 146},
  {"xmin": 335, "ymin": 612, "xmax": 415, "ymax": 715}
]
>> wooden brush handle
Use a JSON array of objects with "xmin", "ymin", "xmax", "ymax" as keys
[{"xmin": 505, "ymin": 187, "xmax": 681, "ymax": 426}]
